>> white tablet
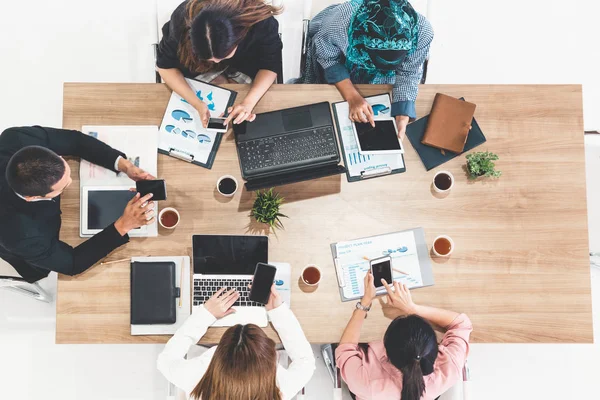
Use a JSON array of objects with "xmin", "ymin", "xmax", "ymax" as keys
[
  {"xmin": 353, "ymin": 119, "xmax": 404, "ymax": 155},
  {"xmin": 80, "ymin": 186, "xmax": 149, "ymax": 237}
]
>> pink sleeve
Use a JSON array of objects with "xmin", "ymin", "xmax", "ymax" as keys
[
  {"xmin": 335, "ymin": 344, "xmax": 372, "ymax": 399},
  {"xmin": 424, "ymin": 314, "xmax": 473, "ymax": 398}
]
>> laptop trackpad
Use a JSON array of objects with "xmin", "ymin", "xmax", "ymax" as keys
[{"xmin": 282, "ymin": 109, "xmax": 312, "ymax": 132}]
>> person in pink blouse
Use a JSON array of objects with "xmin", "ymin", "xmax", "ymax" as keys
[{"xmin": 335, "ymin": 272, "xmax": 472, "ymax": 400}]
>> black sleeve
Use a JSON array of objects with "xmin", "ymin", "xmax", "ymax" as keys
[
  {"xmin": 0, "ymin": 126, "xmax": 124, "ymax": 172},
  {"xmin": 9, "ymin": 224, "xmax": 129, "ymax": 276},
  {"xmin": 156, "ymin": 4, "xmax": 186, "ymax": 70},
  {"xmin": 253, "ymin": 17, "xmax": 283, "ymax": 78}
]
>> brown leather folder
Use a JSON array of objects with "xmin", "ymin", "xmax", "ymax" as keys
[{"xmin": 421, "ymin": 93, "xmax": 476, "ymax": 153}]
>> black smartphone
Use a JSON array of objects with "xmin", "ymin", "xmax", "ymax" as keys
[
  {"xmin": 135, "ymin": 179, "xmax": 167, "ymax": 201},
  {"xmin": 249, "ymin": 263, "xmax": 277, "ymax": 304},
  {"xmin": 370, "ymin": 256, "xmax": 393, "ymax": 288}
]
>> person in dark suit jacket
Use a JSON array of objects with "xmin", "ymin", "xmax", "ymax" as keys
[{"xmin": 0, "ymin": 126, "xmax": 156, "ymax": 283}]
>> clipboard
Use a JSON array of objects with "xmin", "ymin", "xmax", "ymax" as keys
[
  {"xmin": 332, "ymin": 93, "xmax": 406, "ymax": 182},
  {"xmin": 158, "ymin": 78, "xmax": 237, "ymax": 169},
  {"xmin": 330, "ymin": 227, "xmax": 434, "ymax": 302}
]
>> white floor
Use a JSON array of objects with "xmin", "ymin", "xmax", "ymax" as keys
[{"xmin": 1, "ymin": 0, "xmax": 600, "ymax": 399}]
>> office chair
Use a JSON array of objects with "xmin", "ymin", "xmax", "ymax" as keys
[
  {"xmin": 585, "ymin": 131, "xmax": 600, "ymax": 270},
  {"xmin": 0, "ymin": 262, "xmax": 53, "ymax": 303}
]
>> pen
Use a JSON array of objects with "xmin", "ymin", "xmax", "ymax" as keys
[{"xmin": 100, "ymin": 257, "xmax": 129, "ymax": 266}]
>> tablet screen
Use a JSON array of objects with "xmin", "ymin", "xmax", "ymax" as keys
[
  {"xmin": 355, "ymin": 120, "xmax": 401, "ymax": 151},
  {"xmin": 87, "ymin": 190, "xmax": 136, "ymax": 230}
]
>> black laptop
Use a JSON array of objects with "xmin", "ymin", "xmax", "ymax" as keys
[{"xmin": 233, "ymin": 102, "xmax": 346, "ymax": 190}]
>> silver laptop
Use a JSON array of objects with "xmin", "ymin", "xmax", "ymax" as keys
[{"xmin": 192, "ymin": 235, "xmax": 269, "ymax": 327}]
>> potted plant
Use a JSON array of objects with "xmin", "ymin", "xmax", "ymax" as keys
[
  {"xmin": 251, "ymin": 188, "xmax": 288, "ymax": 230},
  {"xmin": 466, "ymin": 151, "xmax": 502, "ymax": 179}
]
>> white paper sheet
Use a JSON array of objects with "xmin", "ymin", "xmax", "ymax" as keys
[
  {"xmin": 271, "ymin": 262, "xmax": 292, "ymax": 306},
  {"xmin": 334, "ymin": 94, "xmax": 405, "ymax": 177},
  {"xmin": 336, "ymin": 231, "xmax": 423, "ymax": 299},
  {"xmin": 158, "ymin": 78, "xmax": 233, "ymax": 165}
]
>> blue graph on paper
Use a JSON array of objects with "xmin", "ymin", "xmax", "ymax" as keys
[
  {"xmin": 180, "ymin": 90, "xmax": 215, "ymax": 111},
  {"xmin": 348, "ymin": 152, "xmax": 372, "ymax": 166}
]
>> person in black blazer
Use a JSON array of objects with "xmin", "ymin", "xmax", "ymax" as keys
[{"xmin": 0, "ymin": 126, "xmax": 156, "ymax": 283}]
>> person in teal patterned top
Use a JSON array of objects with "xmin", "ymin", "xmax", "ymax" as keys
[{"xmin": 294, "ymin": 0, "xmax": 433, "ymax": 140}]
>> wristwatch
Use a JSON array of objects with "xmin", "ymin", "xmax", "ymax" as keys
[{"xmin": 355, "ymin": 301, "xmax": 371, "ymax": 312}]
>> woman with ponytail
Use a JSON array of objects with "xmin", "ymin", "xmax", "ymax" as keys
[
  {"xmin": 156, "ymin": 0, "xmax": 283, "ymax": 128},
  {"xmin": 336, "ymin": 272, "xmax": 472, "ymax": 399}
]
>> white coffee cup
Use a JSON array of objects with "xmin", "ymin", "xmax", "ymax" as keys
[
  {"xmin": 158, "ymin": 207, "xmax": 180, "ymax": 229},
  {"xmin": 216, "ymin": 175, "xmax": 238, "ymax": 197},
  {"xmin": 433, "ymin": 171, "xmax": 454, "ymax": 193},
  {"xmin": 432, "ymin": 235, "xmax": 454, "ymax": 257},
  {"xmin": 301, "ymin": 264, "xmax": 322, "ymax": 286}
]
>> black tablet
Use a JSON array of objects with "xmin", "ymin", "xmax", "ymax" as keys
[{"xmin": 353, "ymin": 120, "xmax": 404, "ymax": 154}]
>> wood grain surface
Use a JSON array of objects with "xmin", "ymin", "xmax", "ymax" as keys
[{"xmin": 56, "ymin": 83, "xmax": 592, "ymax": 344}]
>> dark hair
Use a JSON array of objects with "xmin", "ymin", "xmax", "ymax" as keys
[
  {"xmin": 384, "ymin": 315, "xmax": 438, "ymax": 400},
  {"xmin": 191, "ymin": 323, "xmax": 281, "ymax": 400},
  {"xmin": 179, "ymin": 0, "xmax": 281, "ymax": 72},
  {"xmin": 5, "ymin": 145, "xmax": 65, "ymax": 196}
]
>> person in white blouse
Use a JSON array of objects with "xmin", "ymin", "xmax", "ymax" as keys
[{"xmin": 157, "ymin": 285, "xmax": 315, "ymax": 400}]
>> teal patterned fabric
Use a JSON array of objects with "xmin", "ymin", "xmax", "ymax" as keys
[{"xmin": 346, "ymin": 0, "xmax": 419, "ymax": 82}]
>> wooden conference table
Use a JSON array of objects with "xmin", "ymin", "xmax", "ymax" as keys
[{"xmin": 56, "ymin": 83, "xmax": 592, "ymax": 344}]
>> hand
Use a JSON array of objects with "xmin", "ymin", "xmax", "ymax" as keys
[
  {"xmin": 395, "ymin": 115, "xmax": 410, "ymax": 141},
  {"xmin": 264, "ymin": 284, "xmax": 282, "ymax": 311},
  {"xmin": 194, "ymin": 101, "xmax": 210, "ymax": 128},
  {"xmin": 361, "ymin": 271, "xmax": 377, "ymax": 307},
  {"xmin": 204, "ymin": 287, "xmax": 239, "ymax": 319},
  {"xmin": 114, "ymin": 192, "xmax": 155, "ymax": 235},
  {"xmin": 382, "ymin": 281, "xmax": 417, "ymax": 315},
  {"xmin": 348, "ymin": 95, "xmax": 375, "ymax": 127},
  {"xmin": 223, "ymin": 102, "xmax": 256, "ymax": 125},
  {"xmin": 118, "ymin": 158, "xmax": 155, "ymax": 181}
]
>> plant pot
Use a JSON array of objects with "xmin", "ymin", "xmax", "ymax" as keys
[{"xmin": 466, "ymin": 163, "xmax": 485, "ymax": 179}]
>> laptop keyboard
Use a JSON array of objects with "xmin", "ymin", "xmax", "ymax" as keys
[
  {"xmin": 238, "ymin": 127, "xmax": 338, "ymax": 174},
  {"xmin": 193, "ymin": 278, "xmax": 261, "ymax": 307}
]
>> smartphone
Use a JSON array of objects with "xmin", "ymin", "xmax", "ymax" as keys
[
  {"xmin": 370, "ymin": 256, "xmax": 393, "ymax": 289},
  {"xmin": 207, "ymin": 117, "xmax": 228, "ymax": 133},
  {"xmin": 135, "ymin": 179, "xmax": 167, "ymax": 201},
  {"xmin": 249, "ymin": 263, "xmax": 277, "ymax": 304}
]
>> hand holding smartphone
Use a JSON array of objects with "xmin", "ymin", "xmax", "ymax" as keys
[
  {"xmin": 249, "ymin": 263, "xmax": 277, "ymax": 305},
  {"xmin": 136, "ymin": 179, "xmax": 167, "ymax": 201},
  {"xmin": 370, "ymin": 256, "xmax": 393, "ymax": 289},
  {"xmin": 207, "ymin": 117, "xmax": 228, "ymax": 133}
]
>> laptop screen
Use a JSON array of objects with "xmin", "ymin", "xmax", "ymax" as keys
[{"xmin": 193, "ymin": 235, "xmax": 268, "ymax": 275}]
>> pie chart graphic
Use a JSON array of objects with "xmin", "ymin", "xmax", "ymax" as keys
[
  {"xmin": 197, "ymin": 134, "xmax": 211, "ymax": 144},
  {"xmin": 172, "ymin": 109, "xmax": 193, "ymax": 123}
]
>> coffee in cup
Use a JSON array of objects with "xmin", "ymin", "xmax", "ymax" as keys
[
  {"xmin": 217, "ymin": 175, "xmax": 238, "ymax": 197},
  {"xmin": 433, "ymin": 171, "xmax": 454, "ymax": 193},
  {"xmin": 301, "ymin": 264, "xmax": 322, "ymax": 286},
  {"xmin": 159, "ymin": 207, "xmax": 180, "ymax": 229},
  {"xmin": 432, "ymin": 235, "xmax": 454, "ymax": 257}
]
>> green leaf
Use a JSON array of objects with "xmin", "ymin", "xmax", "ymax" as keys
[{"xmin": 250, "ymin": 188, "xmax": 288, "ymax": 230}]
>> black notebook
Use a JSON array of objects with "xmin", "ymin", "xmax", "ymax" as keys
[
  {"xmin": 131, "ymin": 261, "xmax": 180, "ymax": 325},
  {"xmin": 406, "ymin": 98, "xmax": 487, "ymax": 171}
]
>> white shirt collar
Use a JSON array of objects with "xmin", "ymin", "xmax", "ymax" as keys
[{"xmin": 14, "ymin": 192, "xmax": 54, "ymax": 202}]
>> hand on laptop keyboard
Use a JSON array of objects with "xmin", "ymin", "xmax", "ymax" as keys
[
  {"xmin": 203, "ymin": 287, "xmax": 239, "ymax": 319},
  {"xmin": 194, "ymin": 278, "xmax": 262, "ymax": 307}
]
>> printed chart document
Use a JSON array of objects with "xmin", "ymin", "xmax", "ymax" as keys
[
  {"xmin": 333, "ymin": 94, "xmax": 405, "ymax": 178},
  {"xmin": 335, "ymin": 230, "xmax": 423, "ymax": 300},
  {"xmin": 80, "ymin": 125, "xmax": 158, "ymax": 237},
  {"xmin": 158, "ymin": 78, "xmax": 236, "ymax": 168}
]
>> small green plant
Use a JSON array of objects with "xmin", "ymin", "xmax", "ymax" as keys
[
  {"xmin": 466, "ymin": 151, "xmax": 502, "ymax": 179},
  {"xmin": 251, "ymin": 188, "xmax": 288, "ymax": 229}
]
